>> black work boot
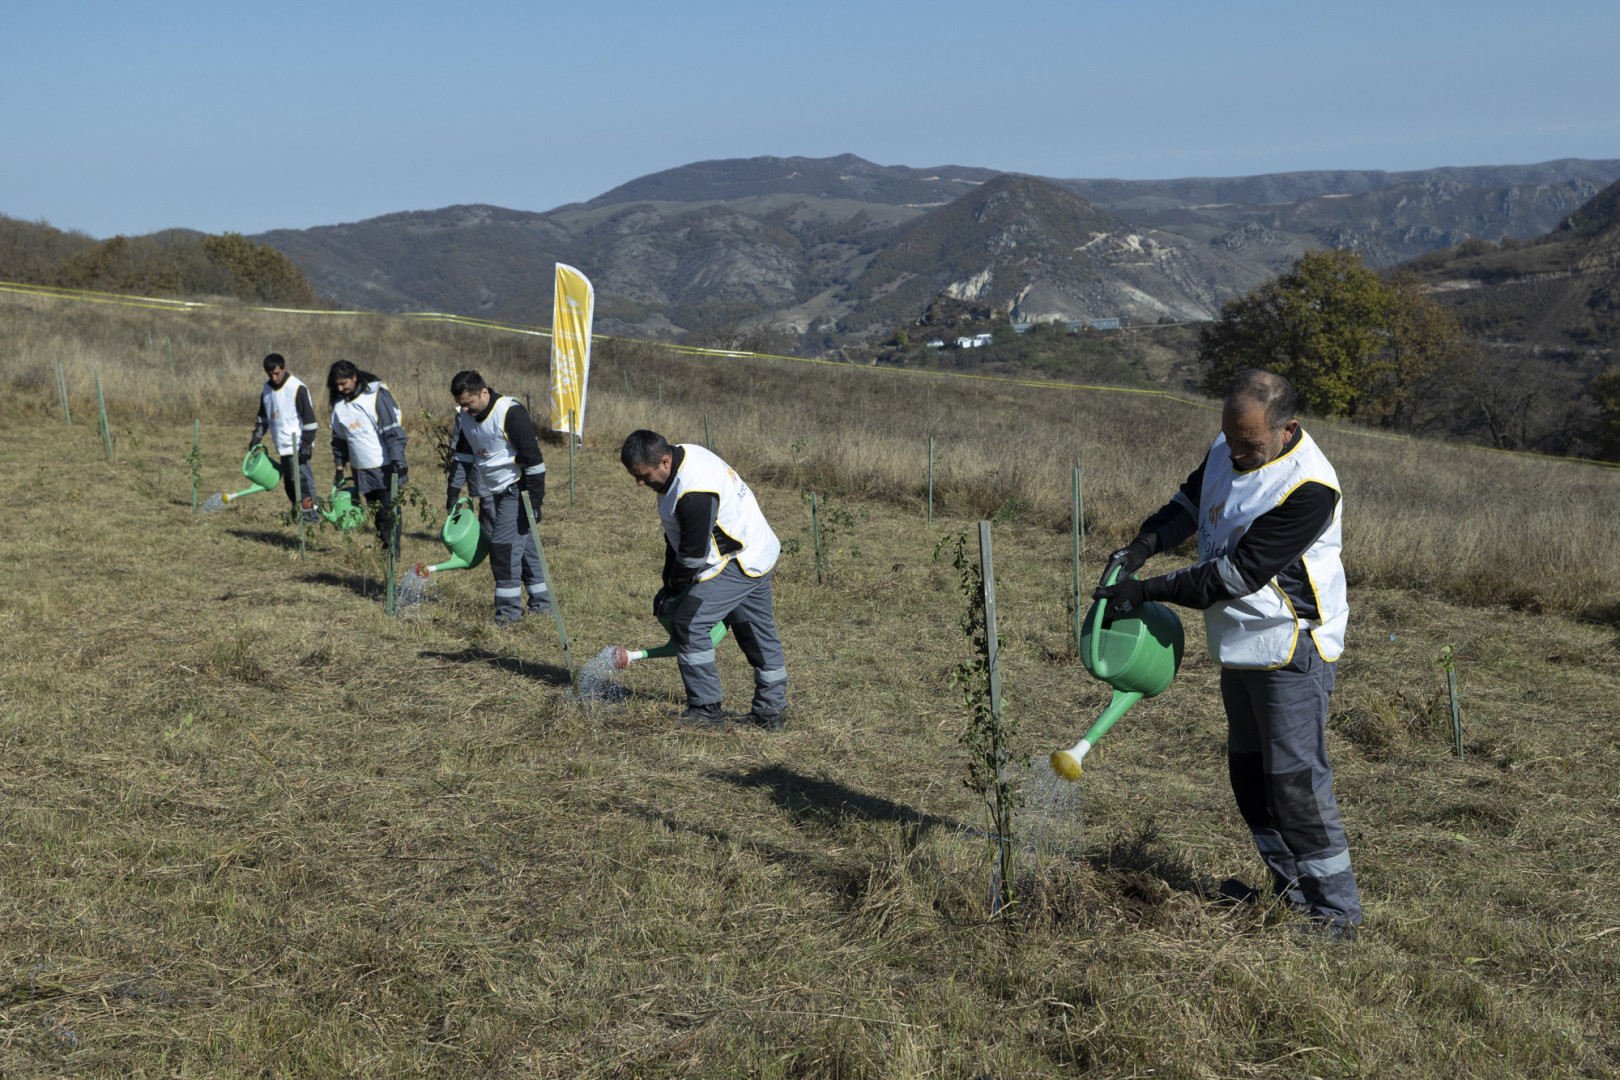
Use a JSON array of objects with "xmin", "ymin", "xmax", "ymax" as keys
[
  {"xmin": 1217, "ymin": 877, "xmax": 1262, "ymax": 905},
  {"xmin": 745, "ymin": 711, "xmax": 786, "ymax": 731},
  {"xmin": 673, "ymin": 703, "xmax": 728, "ymax": 727}
]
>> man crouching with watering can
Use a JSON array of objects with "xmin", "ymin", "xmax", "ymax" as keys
[
  {"xmin": 248, "ymin": 353, "xmax": 320, "ymax": 524},
  {"xmin": 621, "ymin": 430, "xmax": 787, "ymax": 729},
  {"xmin": 328, "ymin": 360, "xmax": 408, "ymax": 557},
  {"xmin": 1092, "ymin": 369, "xmax": 1360, "ymax": 941},
  {"xmin": 445, "ymin": 370, "xmax": 549, "ymax": 627}
]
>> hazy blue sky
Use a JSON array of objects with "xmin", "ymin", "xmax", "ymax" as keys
[{"xmin": 5, "ymin": 0, "xmax": 1618, "ymax": 238}]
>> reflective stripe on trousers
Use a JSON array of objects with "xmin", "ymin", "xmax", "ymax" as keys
[
  {"xmin": 669, "ymin": 561, "xmax": 786, "ymax": 716},
  {"xmin": 1222, "ymin": 633, "xmax": 1361, "ymax": 927},
  {"xmin": 482, "ymin": 488, "xmax": 546, "ymax": 619}
]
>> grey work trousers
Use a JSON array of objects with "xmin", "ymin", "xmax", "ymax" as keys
[
  {"xmin": 275, "ymin": 454, "xmax": 315, "ymax": 508},
  {"xmin": 670, "ymin": 561, "xmax": 787, "ymax": 717},
  {"xmin": 482, "ymin": 488, "xmax": 548, "ymax": 619},
  {"xmin": 1222, "ymin": 632, "xmax": 1362, "ymax": 927}
]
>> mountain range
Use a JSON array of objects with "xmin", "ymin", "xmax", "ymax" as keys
[{"xmin": 252, "ymin": 154, "xmax": 1620, "ymax": 350}]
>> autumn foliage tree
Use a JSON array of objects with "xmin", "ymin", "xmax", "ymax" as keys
[{"xmin": 1198, "ymin": 249, "xmax": 1464, "ymax": 425}]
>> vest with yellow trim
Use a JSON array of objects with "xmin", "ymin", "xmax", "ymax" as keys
[
  {"xmin": 657, "ymin": 444, "xmax": 780, "ymax": 581},
  {"xmin": 1196, "ymin": 428, "xmax": 1347, "ymax": 669}
]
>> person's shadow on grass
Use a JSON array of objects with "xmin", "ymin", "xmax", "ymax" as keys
[{"xmin": 419, "ymin": 647, "xmax": 572, "ymax": 688}]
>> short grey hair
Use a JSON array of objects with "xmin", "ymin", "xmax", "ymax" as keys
[{"xmin": 1225, "ymin": 369, "xmax": 1297, "ymax": 431}]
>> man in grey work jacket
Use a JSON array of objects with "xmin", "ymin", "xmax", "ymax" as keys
[
  {"xmin": 1093, "ymin": 369, "xmax": 1361, "ymax": 941},
  {"xmin": 445, "ymin": 370, "xmax": 549, "ymax": 627},
  {"xmin": 327, "ymin": 360, "xmax": 408, "ymax": 557},
  {"xmin": 621, "ymin": 429, "xmax": 787, "ymax": 729},
  {"xmin": 248, "ymin": 353, "xmax": 319, "ymax": 524}
]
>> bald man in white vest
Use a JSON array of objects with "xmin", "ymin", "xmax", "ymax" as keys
[
  {"xmin": 621, "ymin": 429, "xmax": 787, "ymax": 729},
  {"xmin": 1093, "ymin": 369, "xmax": 1361, "ymax": 942}
]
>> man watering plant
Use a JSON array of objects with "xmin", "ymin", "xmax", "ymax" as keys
[
  {"xmin": 1092, "ymin": 369, "xmax": 1360, "ymax": 941},
  {"xmin": 444, "ymin": 370, "xmax": 549, "ymax": 627},
  {"xmin": 248, "ymin": 353, "xmax": 319, "ymax": 524},
  {"xmin": 620, "ymin": 429, "xmax": 787, "ymax": 729},
  {"xmin": 327, "ymin": 360, "xmax": 408, "ymax": 557}
]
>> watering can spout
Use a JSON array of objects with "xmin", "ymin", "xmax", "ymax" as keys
[
  {"xmin": 611, "ymin": 584, "xmax": 729, "ymax": 668},
  {"xmin": 424, "ymin": 497, "xmax": 489, "ymax": 574},
  {"xmin": 1050, "ymin": 688, "xmax": 1144, "ymax": 780}
]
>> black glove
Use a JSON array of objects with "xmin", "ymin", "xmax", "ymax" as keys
[
  {"xmin": 446, "ymin": 490, "xmax": 461, "ymax": 515},
  {"xmin": 333, "ymin": 470, "xmax": 346, "ymax": 489},
  {"xmin": 297, "ymin": 447, "xmax": 312, "ymax": 464},
  {"xmin": 249, "ymin": 438, "xmax": 264, "ymax": 452},
  {"xmin": 1101, "ymin": 540, "xmax": 1152, "ymax": 587},
  {"xmin": 653, "ymin": 587, "xmax": 673, "ymax": 618},
  {"xmin": 1092, "ymin": 576, "xmax": 1148, "ymax": 616}
]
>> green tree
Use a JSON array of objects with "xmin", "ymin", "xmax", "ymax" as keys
[
  {"xmin": 1592, "ymin": 369, "xmax": 1620, "ymax": 461},
  {"xmin": 1198, "ymin": 249, "xmax": 1463, "ymax": 424}
]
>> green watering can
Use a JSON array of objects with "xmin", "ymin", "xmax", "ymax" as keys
[
  {"xmin": 222, "ymin": 446, "xmax": 282, "ymax": 504},
  {"xmin": 1051, "ymin": 561, "xmax": 1185, "ymax": 781},
  {"xmin": 415, "ymin": 497, "xmax": 489, "ymax": 576},
  {"xmin": 607, "ymin": 581, "xmax": 729, "ymax": 670},
  {"xmin": 321, "ymin": 485, "xmax": 366, "ymax": 531}
]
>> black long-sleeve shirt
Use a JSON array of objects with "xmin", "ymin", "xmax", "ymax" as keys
[
  {"xmin": 660, "ymin": 446, "xmax": 720, "ymax": 592},
  {"xmin": 1137, "ymin": 428, "xmax": 1339, "ymax": 612}
]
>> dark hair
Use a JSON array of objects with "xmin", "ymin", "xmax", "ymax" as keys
[
  {"xmin": 1225, "ymin": 369, "xmax": 1297, "ymax": 431},
  {"xmin": 263, "ymin": 353, "xmax": 286, "ymax": 374},
  {"xmin": 620, "ymin": 429, "xmax": 672, "ymax": 468},
  {"xmin": 326, "ymin": 359, "xmax": 381, "ymax": 410},
  {"xmin": 450, "ymin": 370, "xmax": 488, "ymax": 398}
]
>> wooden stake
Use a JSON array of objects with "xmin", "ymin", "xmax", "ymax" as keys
[
  {"xmin": 568, "ymin": 408, "xmax": 576, "ymax": 508},
  {"xmin": 191, "ymin": 420, "xmax": 200, "ymax": 514},
  {"xmin": 1075, "ymin": 453, "xmax": 1086, "ymax": 549},
  {"xmin": 978, "ymin": 521, "xmax": 1012, "ymax": 913},
  {"xmin": 927, "ymin": 437, "xmax": 934, "ymax": 528},
  {"xmin": 811, "ymin": 492, "xmax": 823, "ymax": 585},
  {"xmin": 55, "ymin": 357, "xmax": 71, "ymax": 426},
  {"xmin": 95, "ymin": 371, "xmax": 113, "ymax": 460},
  {"xmin": 294, "ymin": 453, "xmax": 306, "ymax": 561},
  {"xmin": 1073, "ymin": 466, "xmax": 1083, "ymax": 650},
  {"xmin": 521, "ymin": 490, "xmax": 576, "ymax": 693}
]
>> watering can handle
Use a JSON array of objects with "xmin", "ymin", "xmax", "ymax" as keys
[{"xmin": 1086, "ymin": 562, "xmax": 1125, "ymax": 673}]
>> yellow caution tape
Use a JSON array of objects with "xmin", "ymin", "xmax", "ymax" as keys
[{"xmin": 3, "ymin": 278, "xmax": 1614, "ymax": 470}]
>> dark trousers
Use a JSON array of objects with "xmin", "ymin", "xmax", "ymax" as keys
[
  {"xmin": 276, "ymin": 454, "xmax": 315, "ymax": 508},
  {"xmin": 355, "ymin": 466, "xmax": 399, "ymax": 557},
  {"xmin": 1222, "ymin": 633, "xmax": 1362, "ymax": 927}
]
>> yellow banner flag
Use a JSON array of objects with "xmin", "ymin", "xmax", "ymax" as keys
[{"xmin": 549, "ymin": 263, "xmax": 594, "ymax": 436}]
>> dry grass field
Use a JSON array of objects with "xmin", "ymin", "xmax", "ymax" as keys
[{"xmin": 0, "ymin": 290, "xmax": 1617, "ymax": 1077}]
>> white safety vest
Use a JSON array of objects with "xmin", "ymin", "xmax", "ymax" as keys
[
  {"xmin": 453, "ymin": 395, "xmax": 543, "ymax": 494},
  {"xmin": 261, "ymin": 374, "xmax": 311, "ymax": 455},
  {"xmin": 1196, "ymin": 429, "xmax": 1348, "ymax": 669},
  {"xmin": 658, "ymin": 444, "xmax": 780, "ymax": 581},
  {"xmin": 330, "ymin": 381, "xmax": 390, "ymax": 469}
]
